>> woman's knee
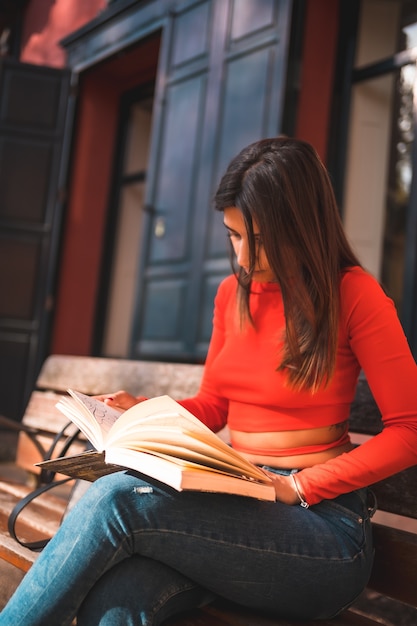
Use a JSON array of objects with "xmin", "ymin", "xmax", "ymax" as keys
[
  {"xmin": 74, "ymin": 471, "xmax": 139, "ymax": 509},
  {"xmin": 77, "ymin": 556, "xmax": 212, "ymax": 626}
]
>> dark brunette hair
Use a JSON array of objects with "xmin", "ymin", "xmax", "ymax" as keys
[{"xmin": 214, "ymin": 136, "xmax": 361, "ymax": 392}]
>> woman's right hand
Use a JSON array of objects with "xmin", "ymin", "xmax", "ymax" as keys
[{"xmin": 93, "ymin": 390, "xmax": 147, "ymax": 411}]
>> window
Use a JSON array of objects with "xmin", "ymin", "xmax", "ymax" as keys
[{"xmin": 343, "ymin": 0, "xmax": 417, "ymax": 322}]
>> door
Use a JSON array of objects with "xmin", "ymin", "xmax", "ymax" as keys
[
  {"xmin": 131, "ymin": 0, "xmax": 293, "ymax": 362},
  {"xmin": 0, "ymin": 59, "xmax": 70, "ymax": 420},
  {"xmin": 99, "ymin": 85, "xmax": 155, "ymax": 358}
]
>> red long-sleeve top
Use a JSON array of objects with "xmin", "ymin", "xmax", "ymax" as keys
[{"xmin": 179, "ymin": 267, "xmax": 417, "ymax": 505}]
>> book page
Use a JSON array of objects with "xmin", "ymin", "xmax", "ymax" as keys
[
  {"xmin": 57, "ymin": 391, "xmax": 122, "ymax": 451},
  {"xmin": 69, "ymin": 390, "xmax": 122, "ymax": 432},
  {"xmin": 106, "ymin": 428, "xmax": 265, "ymax": 480},
  {"xmin": 107, "ymin": 396, "xmax": 219, "ymax": 441},
  {"xmin": 104, "ymin": 447, "xmax": 276, "ymax": 501},
  {"xmin": 105, "ymin": 395, "xmax": 267, "ymax": 480},
  {"xmin": 118, "ymin": 442, "xmax": 269, "ymax": 480}
]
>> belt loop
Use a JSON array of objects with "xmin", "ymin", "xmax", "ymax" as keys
[{"xmin": 367, "ymin": 489, "xmax": 377, "ymax": 518}]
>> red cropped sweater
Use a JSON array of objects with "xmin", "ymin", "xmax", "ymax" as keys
[{"xmin": 179, "ymin": 268, "xmax": 417, "ymax": 505}]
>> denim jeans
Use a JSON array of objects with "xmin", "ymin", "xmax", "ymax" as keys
[{"xmin": 0, "ymin": 469, "xmax": 375, "ymax": 626}]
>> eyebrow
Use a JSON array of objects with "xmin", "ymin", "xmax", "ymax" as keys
[
  {"xmin": 223, "ymin": 222, "xmax": 262, "ymax": 238},
  {"xmin": 223, "ymin": 223, "xmax": 239, "ymax": 233}
]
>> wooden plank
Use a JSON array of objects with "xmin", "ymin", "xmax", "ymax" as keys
[
  {"xmin": 0, "ymin": 483, "xmax": 67, "ymax": 566},
  {"xmin": 351, "ymin": 588, "xmax": 417, "ymax": 626},
  {"xmin": 20, "ymin": 390, "xmax": 73, "ymax": 433},
  {"xmin": 0, "ymin": 557, "xmax": 26, "ymax": 608},
  {"xmin": 36, "ymin": 355, "xmax": 204, "ymax": 398},
  {"xmin": 16, "ymin": 431, "xmax": 85, "ymax": 475},
  {"xmin": 368, "ymin": 524, "xmax": 417, "ymax": 607},
  {"xmin": 0, "ymin": 475, "xmax": 71, "ymax": 574},
  {"xmin": 371, "ymin": 467, "xmax": 417, "ymax": 519},
  {"xmin": 0, "ymin": 532, "xmax": 36, "ymax": 571},
  {"xmin": 164, "ymin": 600, "xmax": 387, "ymax": 626}
]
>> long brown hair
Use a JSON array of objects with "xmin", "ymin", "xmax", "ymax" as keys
[{"xmin": 214, "ymin": 136, "xmax": 361, "ymax": 392}]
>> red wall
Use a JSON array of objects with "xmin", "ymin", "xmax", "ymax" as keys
[
  {"xmin": 21, "ymin": 0, "xmax": 105, "ymax": 67},
  {"xmin": 50, "ymin": 73, "xmax": 120, "ymax": 354},
  {"xmin": 295, "ymin": 0, "xmax": 339, "ymax": 162}
]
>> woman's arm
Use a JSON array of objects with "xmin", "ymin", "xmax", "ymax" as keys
[{"xmin": 296, "ymin": 270, "xmax": 417, "ymax": 505}]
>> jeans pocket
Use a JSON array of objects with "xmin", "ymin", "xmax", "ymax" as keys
[{"xmin": 314, "ymin": 492, "xmax": 372, "ymax": 557}]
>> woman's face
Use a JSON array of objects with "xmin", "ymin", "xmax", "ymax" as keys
[{"xmin": 223, "ymin": 206, "xmax": 276, "ymax": 283}]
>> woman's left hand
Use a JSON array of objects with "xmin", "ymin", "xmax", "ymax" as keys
[
  {"xmin": 261, "ymin": 470, "xmax": 300, "ymax": 505},
  {"xmin": 93, "ymin": 390, "xmax": 146, "ymax": 410}
]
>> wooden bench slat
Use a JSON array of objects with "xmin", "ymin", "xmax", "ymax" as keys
[
  {"xmin": 0, "ymin": 480, "xmax": 70, "ymax": 513},
  {"xmin": 0, "ymin": 533, "xmax": 36, "ymax": 571},
  {"xmin": 16, "ymin": 431, "xmax": 86, "ymax": 475},
  {"xmin": 19, "ymin": 391, "xmax": 71, "ymax": 433},
  {"xmin": 0, "ymin": 492, "xmax": 64, "ymax": 537},
  {"xmin": 0, "ymin": 479, "xmax": 69, "ymax": 555},
  {"xmin": 163, "ymin": 600, "xmax": 390, "ymax": 626},
  {"xmin": 369, "ymin": 524, "xmax": 417, "ymax": 607},
  {"xmin": 36, "ymin": 355, "xmax": 204, "ymax": 398},
  {"xmin": 371, "ymin": 468, "xmax": 417, "ymax": 519}
]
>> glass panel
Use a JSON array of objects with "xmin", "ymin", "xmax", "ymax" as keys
[
  {"xmin": 346, "ymin": 2, "xmax": 417, "ymax": 318},
  {"xmin": 102, "ymin": 182, "xmax": 145, "ymax": 356},
  {"xmin": 402, "ymin": 16, "xmax": 417, "ymax": 49},
  {"xmin": 354, "ymin": 0, "xmax": 401, "ymax": 67},
  {"xmin": 354, "ymin": 1, "xmax": 417, "ymax": 67},
  {"xmin": 124, "ymin": 99, "xmax": 153, "ymax": 175},
  {"xmin": 102, "ymin": 94, "xmax": 154, "ymax": 357},
  {"xmin": 343, "ymin": 73, "xmax": 396, "ymax": 280},
  {"xmin": 230, "ymin": 0, "xmax": 276, "ymax": 41}
]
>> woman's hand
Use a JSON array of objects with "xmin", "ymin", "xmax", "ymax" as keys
[
  {"xmin": 93, "ymin": 390, "xmax": 147, "ymax": 411},
  {"xmin": 261, "ymin": 470, "xmax": 301, "ymax": 505}
]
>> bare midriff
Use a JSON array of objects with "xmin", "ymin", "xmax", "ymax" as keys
[{"xmin": 230, "ymin": 421, "xmax": 354, "ymax": 468}]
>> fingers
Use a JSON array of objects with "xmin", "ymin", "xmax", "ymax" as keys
[{"xmin": 93, "ymin": 391, "xmax": 138, "ymax": 410}]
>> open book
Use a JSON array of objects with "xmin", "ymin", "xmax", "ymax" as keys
[{"xmin": 37, "ymin": 390, "xmax": 276, "ymax": 501}]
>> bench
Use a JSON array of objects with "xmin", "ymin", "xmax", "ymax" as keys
[{"xmin": 0, "ymin": 355, "xmax": 416, "ymax": 625}]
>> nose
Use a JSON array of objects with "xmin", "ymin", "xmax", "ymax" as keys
[{"xmin": 236, "ymin": 238, "xmax": 250, "ymax": 271}]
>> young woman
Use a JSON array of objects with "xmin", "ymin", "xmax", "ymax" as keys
[{"xmin": 2, "ymin": 136, "xmax": 417, "ymax": 626}]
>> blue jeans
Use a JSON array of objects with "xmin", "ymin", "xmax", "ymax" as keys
[{"xmin": 0, "ymin": 469, "xmax": 375, "ymax": 625}]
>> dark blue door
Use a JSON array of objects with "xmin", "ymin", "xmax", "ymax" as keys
[{"xmin": 132, "ymin": 0, "xmax": 293, "ymax": 362}]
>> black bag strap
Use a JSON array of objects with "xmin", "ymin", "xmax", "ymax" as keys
[
  {"xmin": 6, "ymin": 419, "xmax": 82, "ymax": 551},
  {"xmin": 39, "ymin": 422, "xmax": 81, "ymax": 484},
  {"xmin": 7, "ymin": 477, "xmax": 73, "ymax": 551}
]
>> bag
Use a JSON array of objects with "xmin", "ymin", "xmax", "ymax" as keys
[{"xmin": 2, "ymin": 418, "xmax": 82, "ymax": 551}]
